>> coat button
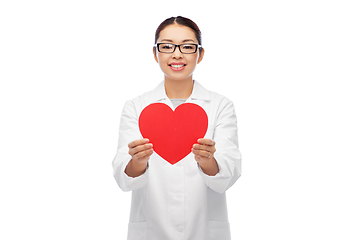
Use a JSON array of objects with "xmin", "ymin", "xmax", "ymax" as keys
[
  {"xmin": 177, "ymin": 226, "xmax": 184, "ymax": 232},
  {"xmin": 175, "ymin": 193, "xmax": 183, "ymax": 200}
]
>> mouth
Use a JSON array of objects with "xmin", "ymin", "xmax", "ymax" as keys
[{"xmin": 169, "ymin": 63, "xmax": 186, "ymax": 71}]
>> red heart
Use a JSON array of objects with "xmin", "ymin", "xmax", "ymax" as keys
[{"xmin": 139, "ymin": 103, "xmax": 208, "ymax": 165}]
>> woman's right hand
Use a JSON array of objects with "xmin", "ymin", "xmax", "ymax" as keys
[
  {"xmin": 125, "ymin": 138, "xmax": 153, "ymax": 177},
  {"xmin": 128, "ymin": 138, "xmax": 154, "ymax": 163}
]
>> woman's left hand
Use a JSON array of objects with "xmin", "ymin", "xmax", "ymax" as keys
[{"xmin": 192, "ymin": 138, "xmax": 219, "ymax": 176}]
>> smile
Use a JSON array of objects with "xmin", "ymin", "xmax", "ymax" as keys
[
  {"xmin": 169, "ymin": 63, "xmax": 186, "ymax": 71},
  {"xmin": 171, "ymin": 64, "xmax": 185, "ymax": 68}
]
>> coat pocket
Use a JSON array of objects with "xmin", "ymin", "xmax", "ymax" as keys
[
  {"xmin": 209, "ymin": 221, "xmax": 231, "ymax": 240},
  {"xmin": 127, "ymin": 222, "xmax": 147, "ymax": 240}
]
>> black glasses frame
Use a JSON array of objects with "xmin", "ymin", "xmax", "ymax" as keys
[{"xmin": 156, "ymin": 43, "xmax": 201, "ymax": 54}]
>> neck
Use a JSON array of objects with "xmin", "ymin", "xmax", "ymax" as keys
[{"xmin": 164, "ymin": 77, "xmax": 194, "ymax": 99}]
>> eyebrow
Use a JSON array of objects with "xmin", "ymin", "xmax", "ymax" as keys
[{"xmin": 160, "ymin": 39, "xmax": 196, "ymax": 43}]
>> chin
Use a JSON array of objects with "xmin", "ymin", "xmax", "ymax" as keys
[
  {"xmin": 166, "ymin": 75, "xmax": 193, "ymax": 82},
  {"xmin": 165, "ymin": 71, "xmax": 194, "ymax": 81}
]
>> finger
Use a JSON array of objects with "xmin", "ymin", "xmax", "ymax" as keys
[
  {"xmin": 192, "ymin": 148, "xmax": 212, "ymax": 158},
  {"xmin": 197, "ymin": 138, "xmax": 215, "ymax": 146},
  {"xmin": 129, "ymin": 143, "xmax": 153, "ymax": 156},
  {"xmin": 194, "ymin": 154, "xmax": 209, "ymax": 162},
  {"xmin": 193, "ymin": 143, "xmax": 215, "ymax": 153},
  {"xmin": 128, "ymin": 138, "xmax": 149, "ymax": 148},
  {"xmin": 133, "ymin": 148, "xmax": 154, "ymax": 161}
]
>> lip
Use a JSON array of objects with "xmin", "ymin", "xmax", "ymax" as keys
[{"xmin": 168, "ymin": 62, "xmax": 186, "ymax": 71}]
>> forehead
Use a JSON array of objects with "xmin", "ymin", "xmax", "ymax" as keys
[{"xmin": 158, "ymin": 24, "xmax": 197, "ymax": 43}]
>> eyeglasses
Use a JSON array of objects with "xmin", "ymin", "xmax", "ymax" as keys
[{"xmin": 155, "ymin": 43, "xmax": 201, "ymax": 54}]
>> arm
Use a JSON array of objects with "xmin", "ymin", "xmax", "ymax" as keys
[
  {"xmin": 197, "ymin": 99, "xmax": 242, "ymax": 194},
  {"xmin": 112, "ymin": 101, "xmax": 151, "ymax": 192}
]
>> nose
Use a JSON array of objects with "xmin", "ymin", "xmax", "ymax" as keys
[{"xmin": 172, "ymin": 45, "xmax": 183, "ymax": 58}]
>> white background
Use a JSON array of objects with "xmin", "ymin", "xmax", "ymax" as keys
[{"xmin": 1, "ymin": 0, "xmax": 359, "ymax": 239}]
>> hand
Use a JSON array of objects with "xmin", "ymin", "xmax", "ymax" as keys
[
  {"xmin": 125, "ymin": 138, "xmax": 153, "ymax": 177},
  {"xmin": 192, "ymin": 138, "xmax": 216, "ymax": 162},
  {"xmin": 192, "ymin": 138, "xmax": 219, "ymax": 176},
  {"xmin": 128, "ymin": 138, "xmax": 153, "ymax": 163}
]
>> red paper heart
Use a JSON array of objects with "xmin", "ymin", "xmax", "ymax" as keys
[{"xmin": 139, "ymin": 103, "xmax": 208, "ymax": 165}]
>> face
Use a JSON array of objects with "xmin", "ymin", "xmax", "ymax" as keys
[{"xmin": 153, "ymin": 24, "xmax": 204, "ymax": 82}]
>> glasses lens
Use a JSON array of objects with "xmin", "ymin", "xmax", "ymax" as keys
[
  {"xmin": 158, "ymin": 44, "xmax": 175, "ymax": 53},
  {"xmin": 180, "ymin": 44, "xmax": 197, "ymax": 53}
]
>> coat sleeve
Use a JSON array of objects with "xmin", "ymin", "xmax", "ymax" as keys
[
  {"xmin": 198, "ymin": 99, "xmax": 242, "ymax": 194},
  {"xmin": 112, "ymin": 100, "xmax": 149, "ymax": 192}
]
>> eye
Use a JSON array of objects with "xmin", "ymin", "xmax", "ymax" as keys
[
  {"xmin": 182, "ymin": 44, "xmax": 195, "ymax": 50},
  {"xmin": 160, "ymin": 44, "xmax": 174, "ymax": 50}
]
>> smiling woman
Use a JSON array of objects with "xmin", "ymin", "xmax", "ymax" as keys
[
  {"xmin": 112, "ymin": 16, "xmax": 242, "ymax": 240},
  {"xmin": 153, "ymin": 22, "xmax": 204, "ymax": 96}
]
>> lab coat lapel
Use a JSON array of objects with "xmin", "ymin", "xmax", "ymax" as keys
[
  {"xmin": 188, "ymin": 81, "xmax": 211, "ymax": 101},
  {"xmin": 148, "ymin": 80, "xmax": 173, "ymax": 109}
]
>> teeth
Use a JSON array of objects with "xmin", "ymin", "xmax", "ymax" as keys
[{"xmin": 171, "ymin": 65, "xmax": 184, "ymax": 68}]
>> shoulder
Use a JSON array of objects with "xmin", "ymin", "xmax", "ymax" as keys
[
  {"xmin": 122, "ymin": 81, "xmax": 165, "ymax": 115},
  {"xmin": 195, "ymin": 81, "xmax": 234, "ymax": 108},
  {"xmin": 131, "ymin": 81, "xmax": 165, "ymax": 102}
]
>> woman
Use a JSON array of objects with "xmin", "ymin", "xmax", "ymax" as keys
[{"xmin": 112, "ymin": 16, "xmax": 241, "ymax": 240}]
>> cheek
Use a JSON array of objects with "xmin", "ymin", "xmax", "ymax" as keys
[
  {"xmin": 158, "ymin": 55, "xmax": 169, "ymax": 65},
  {"xmin": 186, "ymin": 55, "xmax": 199, "ymax": 65}
]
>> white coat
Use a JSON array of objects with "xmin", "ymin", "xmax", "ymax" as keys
[{"xmin": 112, "ymin": 80, "xmax": 242, "ymax": 240}]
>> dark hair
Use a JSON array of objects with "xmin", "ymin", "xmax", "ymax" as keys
[{"xmin": 154, "ymin": 16, "xmax": 203, "ymax": 53}]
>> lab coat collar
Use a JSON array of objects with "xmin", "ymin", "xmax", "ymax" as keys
[{"xmin": 150, "ymin": 80, "xmax": 211, "ymax": 103}]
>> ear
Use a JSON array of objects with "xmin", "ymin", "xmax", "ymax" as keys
[
  {"xmin": 153, "ymin": 47, "xmax": 159, "ymax": 63},
  {"xmin": 197, "ymin": 48, "xmax": 205, "ymax": 64}
]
